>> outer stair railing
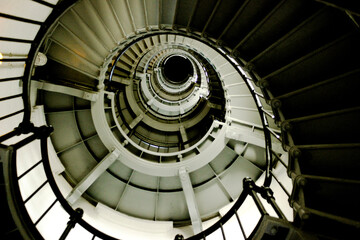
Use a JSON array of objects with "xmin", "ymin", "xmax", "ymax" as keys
[
  {"xmin": 0, "ymin": 126, "xmax": 292, "ymax": 240},
  {"xmin": 0, "ymin": 0, "xmax": 293, "ymax": 239},
  {"xmin": 0, "ymin": 125, "xmax": 118, "ymax": 240}
]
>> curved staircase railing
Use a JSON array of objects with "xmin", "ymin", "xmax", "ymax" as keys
[{"xmin": 0, "ymin": 0, "xmax": 292, "ymax": 239}]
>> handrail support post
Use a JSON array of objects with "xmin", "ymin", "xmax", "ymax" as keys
[{"xmin": 59, "ymin": 208, "xmax": 84, "ymax": 240}]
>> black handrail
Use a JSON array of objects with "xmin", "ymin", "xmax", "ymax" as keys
[
  {"xmin": 21, "ymin": 0, "xmax": 78, "ymax": 129},
  {"xmin": 0, "ymin": 1, "xmax": 283, "ymax": 239},
  {"xmin": 1, "ymin": 126, "xmax": 53, "ymax": 240},
  {"xmin": 1, "ymin": 125, "xmax": 119, "ymax": 239},
  {"xmin": 59, "ymin": 208, "xmax": 84, "ymax": 240},
  {"xmin": 185, "ymin": 178, "xmax": 285, "ymax": 240},
  {"xmin": 0, "ymin": 0, "xmax": 116, "ymax": 239},
  {"xmin": 39, "ymin": 132, "xmax": 119, "ymax": 240}
]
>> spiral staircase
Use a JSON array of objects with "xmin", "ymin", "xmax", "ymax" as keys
[{"xmin": 1, "ymin": 0, "xmax": 360, "ymax": 239}]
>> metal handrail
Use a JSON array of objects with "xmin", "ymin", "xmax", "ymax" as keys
[
  {"xmin": 0, "ymin": 1, "xmax": 118, "ymax": 239},
  {"xmin": 0, "ymin": 126, "xmax": 118, "ymax": 240},
  {"xmin": 1, "ymin": 127, "xmax": 51, "ymax": 240},
  {"xmin": 0, "ymin": 2, "xmax": 284, "ymax": 240},
  {"xmin": 39, "ymin": 128, "xmax": 118, "ymax": 240},
  {"xmin": 20, "ymin": 0, "xmax": 77, "ymax": 128},
  {"xmin": 185, "ymin": 178, "xmax": 287, "ymax": 240}
]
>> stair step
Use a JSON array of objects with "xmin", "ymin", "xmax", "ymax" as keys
[
  {"xmin": 160, "ymin": 0, "xmax": 177, "ymax": 27},
  {"xmin": 34, "ymin": 59, "xmax": 98, "ymax": 90},
  {"xmin": 90, "ymin": 0, "xmax": 126, "ymax": 41},
  {"xmin": 276, "ymin": 68, "xmax": 360, "ymax": 119},
  {"xmin": 53, "ymin": 23, "xmax": 105, "ymax": 63},
  {"xmin": 194, "ymin": 154, "xmax": 263, "ymax": 211},
  {"xmin": 266, "ymin": 31, "xmax": 360, "ymax": 98},
  {"xmin": 282, "ymin": 107, "xmax": 360, "ymax": 145},
  {"xmin": 236, "ymin": 0, "xmax": 321, "ymax": 61},
  {"xmin": 174, "ymin": 0, "xmax": 197, "ymax": 28},
  {"xmin": 219, "ymin": 0, "xmax": 279, "ymax": 48},
  {"xmin": 114, "ymin": 66, "xmax": 131, "ymax": 78},
  {"xmin": 251, "ymin": 215, "xmax": 315, "ymax": 240},
  {"xmin": 289, "ymin": 144, "xmax": 360, "ymax": 180},
  {"xmin": 108, "ymin": 0, "xmax": 135, "ymax": 35},
  {"xmin": 291, "ymin": 176, "xmax": 360, "ymax": 239},
  {"xmin": 116, "ymin": 60, "xmax": 132, "ymax": 71},
  {"xmin": 47, "ymin": 41, "xmax": 100, "ymax": 78},
  {"xmin": 294, "ymin": 209, "xmax": 360, "ymax": 239},
  {"xmin": 59, "ymin": 8, "xmax": 110, "ymax": 55},
  {"xmin": 252, "ymin": 7, "xmax": 354, "ymax": 79},
  {"xmin": 71, "ymin": 3, "xmax": 115, "ymax": 50},
  {"xmin": 119, "ymin": 53, "xmax": 136, "ymax": 66},
  {"xmin": 128, "ymin": 0, "xmax": 147, "ymax": 31},
  {"xmin": 136, "ymin": 41, "xmax": 147, "ymax": 53},
  {"xmin": 188, "ymin": 0, "xmax": 218, "ymax": 32},
  {"xmin": 125, "ymin": 48, "xmax": 139, "ymax": 62},
  {"xmin": 292, "ymin": 175, "xmax": 360, "ymax": 220}
]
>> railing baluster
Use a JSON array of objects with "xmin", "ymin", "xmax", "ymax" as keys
[
  {"xmin": 0, "ymin": 93, "xmax": 22, "ymax": 102},
  {"xmin": 270, "ymin": 171, "xmax": 290, "ymax": 197},
  {"xmin": 34, "ymin": 199, "xmax": 58, "ymax": 226},
  {"xmin": 0, "ymin": 37, "xmax": 33, "ymax": 44},
  {"xmin": 250, "ymin": 190, "xmax": 268, "ymax": 216},
  {"xmin": 32, "ymin": 0, "xmax": 56, "ymax": 8},
  {"xmin": 23, "ymin": 180, "xmax": 48, "ymax": 204},
  {"xmin": 0, "ymin": 76, "xmax": 23, "ymax": 83},
  {"xmin": 0, "ymin": 128, "xmax": 21, "ymax": 143},
  {"xmin": 245, "ymin": 179, "xmax": 268, "ymax": 216},
  {"xmin": 263, "ymin": 187, "xmax": 288, "ymax": 220},
  {"xmin": 266, "ymin": 126, "xmax": 282, "ymax": 141},
  {"xmin": 261, "ymin": 108, "xmax": 275, "ymax": 119},
  {"xmin": 254, "ymin": 91, "xmax": 264, "ymax": 98},
  {"xmin": 0, "ymin": 13, "xmax": 43, "ymax": 25},
  {"xmin": 0, "ymin": 109, "xmax": 25, "ymax": 122},
  {"xmin": 17, "ymin": 159, "xmax": 43, "ymax": 180},
  {"xmin": 220, "ymin": 223, "xmax": 226, "ymax": 240},
  {"xmin": 0, "ymin": 58, "xmax": 27, "ymax": 62},
  {"xmin": 271, "ymin": 149, "xmax": 288, "ymax": 168},
  {"xmin": 59, "ymin": 208, "xmax": 84, "ymax": 240},
  {"xmin": 235, "ymin": 211, "xmax": 247, "ymax": 239},
  {"xmin": 269, "ymin": 197, "xmax": 287, "ymax": 220}
]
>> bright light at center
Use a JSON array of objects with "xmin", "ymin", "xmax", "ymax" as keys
[{"xmin": 0, "ymin": 52, "xmax": 3, "ymax": 65}]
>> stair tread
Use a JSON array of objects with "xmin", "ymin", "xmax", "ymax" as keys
[
  {"xmin": 220, "ymin": 0, "xmax": 280, "ymax": 48},
  {"xmin": 265, "ymin": 32, "xmax": 360, "ymax": 97},
  {"xmin": 284, "ymin": 107, "xmax": 360, "ymax": 145},
  {"xmin": 290, "ymin": 146, "xmax": 360, "ymax": 180},
  {"xmin": 236, "ymin": 0, "xmax": 321, "ymax": 61},
  {"xmin": 292, "ymin": 178, "xmax": 360, "ymax": 222},
  {"xmin": 253, "ymin": 8, "xmax": 354, "ymax": 80},
  {"xmin": 294, "ymin": 213, "xmax": 360, "ymax": 239}
]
